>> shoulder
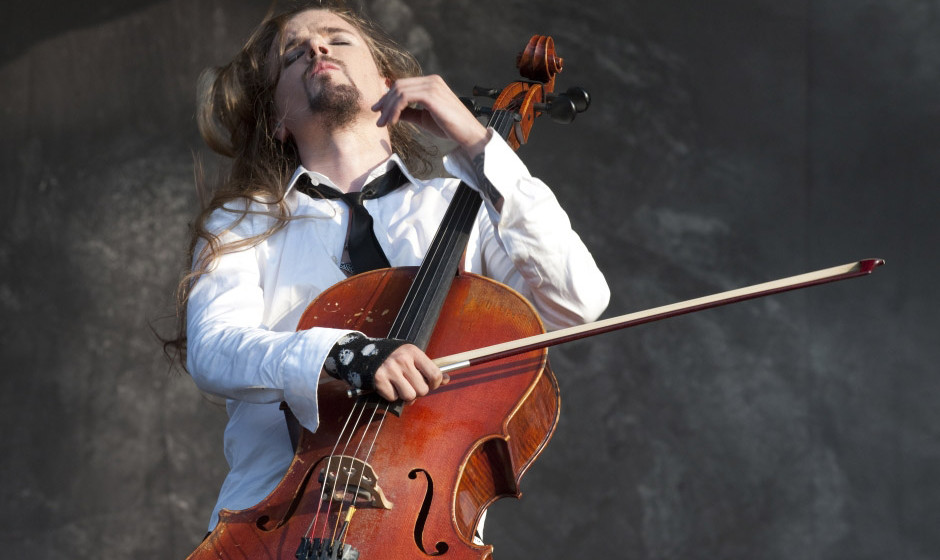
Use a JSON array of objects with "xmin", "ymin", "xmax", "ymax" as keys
[{"xmin": 203, "ymin": 195, "xmax": 289, "ymax": 240}]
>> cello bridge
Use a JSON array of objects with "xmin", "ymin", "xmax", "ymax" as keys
[{"xmin": 318, "ymin": 455, "xmax": 393, "ymax": 510}]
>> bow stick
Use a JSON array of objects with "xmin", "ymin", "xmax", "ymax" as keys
[{"xmin": 436, "ymin": 258, "xmax": 885, "ymax": 374}]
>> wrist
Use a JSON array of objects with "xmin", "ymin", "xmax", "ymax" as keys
[
  {"xmin": 323, "ymin": 333, "xmax": 408, "ymax": 392},
  {"xmin": 457, "ymin": 126, "xmax": 491, "ymax": 160}
]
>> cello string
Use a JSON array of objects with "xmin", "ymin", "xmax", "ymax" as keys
[
  {"xmin": 344, "ymin": 106, "xmax": 510, "ymax": 451},
  {"xmin": 304, "ymin": 183, "xmax": 481, "ymax": 542},
  {"xmin": 306, "ymin": 110, "xmax": 502, "ymax": 544},
  {"xmin": 404, "ymin": 109, "xmax": 512, "ymax": 316},
  {"xmin": 303, "ymin": 395, "xmax": 370, "ymax": 542},
  {"xmin": 308, "ymin": 104, "xmax": 515, "ymax": 551},
  {"xmin": 389, "ymin": 176, "xmax": 481, "ymax": 339},
  {"xmin": 324, "ymin": 399, "xmax": 388, "ymax": 544},
  {"xmin": 337, "ymin": 400, "xmax": 394, "ymax": 549},
  {"xmin": 315, "ymin": 183, "xmax": 481, "ymax": 546},
  {"xmin": 387, "ymin": 184, "xmax": 472, "ymax": 339},
  {"xmin": 303, "ymin": 396, "xmax": 364, "ymax": 540},
  {"xmin": 322, "ymin": 108, "xmax": 513, "ymax": 548},
  {"xmin": 387, "ymin": 107, "xmax": 509, "ymax": 340},
  {"xmin": 320, "ymin": 398, "xmax": 385, "ymax": 542}
]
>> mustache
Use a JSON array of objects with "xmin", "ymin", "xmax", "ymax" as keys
[{"xmin": 307, "ymin": 55, "xmax": 347, "ymax": 75}]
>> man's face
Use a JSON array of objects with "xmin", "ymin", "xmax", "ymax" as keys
[{"xmin": 272, "ymin": 9, "xmax": 387, "ymax": 135}]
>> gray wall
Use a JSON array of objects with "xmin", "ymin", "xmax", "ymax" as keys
[{"xmin": 1, "ymin": 1, "xmax": 936, "ymax": 558}]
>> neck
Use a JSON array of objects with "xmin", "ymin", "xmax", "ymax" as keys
[{"xmin": 293, "ymin": 114, "xmax": 394, "ymax": 193}]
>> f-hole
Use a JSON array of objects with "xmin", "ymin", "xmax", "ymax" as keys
[{"xmin": 409, "ymin": 469, "xmax": 449, "ymax": 556}]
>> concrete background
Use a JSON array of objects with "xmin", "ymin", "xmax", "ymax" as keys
[{"xmin": 1, "ymin": 0, "xmax": 937, "ymax": 558}]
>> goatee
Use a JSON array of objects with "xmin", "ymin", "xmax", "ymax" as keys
[{"xmin": 306, "ymin": 78, "xmax": 361, "ymax": 131}]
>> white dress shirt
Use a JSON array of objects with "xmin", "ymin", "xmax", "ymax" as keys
[{"xmin": 186, "ymin": 132, "xmax": 610, "ymax": 529}]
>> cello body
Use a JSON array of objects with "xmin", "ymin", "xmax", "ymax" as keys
[{"xmin": 188, "ymin": 268, "xmax": 560, "ymax": 559}]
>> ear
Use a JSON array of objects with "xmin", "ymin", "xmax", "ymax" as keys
[
  {"xmin": 384, "ymin": 77, "xmax": 392, "ymax": 91},
  {"xmin": 273, "ymin": 118, "xmax": 289, "ymax": 142}
]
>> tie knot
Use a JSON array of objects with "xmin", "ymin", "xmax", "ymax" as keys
[
  {"xmin": 296, "ymin": 166, "xmax": 407, "ymax": 206},
  {"xmin": 292, "ymin": 165, "xmax": 409, "ymax": 275}
]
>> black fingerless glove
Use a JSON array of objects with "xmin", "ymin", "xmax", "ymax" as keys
[{"xmin": 323, "ymin": 333, "xmax": 408, "ymax": 392}]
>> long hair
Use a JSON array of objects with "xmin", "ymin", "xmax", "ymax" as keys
[{"xmin": 164, "ymin": 1, "xmax": 433, "ymax": 368}]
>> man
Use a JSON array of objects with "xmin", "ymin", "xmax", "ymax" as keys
[{"xmin": 179, "ymin": 2, "xmax": 609, "ymax": 535}]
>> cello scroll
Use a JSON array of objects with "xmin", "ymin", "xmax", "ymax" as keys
[{"xmin": 462, "ymin": 35, "xmax": 590, "ymax": 150}]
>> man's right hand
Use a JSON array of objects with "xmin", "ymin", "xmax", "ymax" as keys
[{"xmin": 372, "ymin": 343, "xmax": 447, "ymax": 402}]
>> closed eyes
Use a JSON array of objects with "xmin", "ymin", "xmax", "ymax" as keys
[
  {"xmin": 283, "ymin": 38, "xmax": 353, "ymax": 67},
  {"xmin": 284, "ymin": 49, "xmax": 305, "ymax": 67}
]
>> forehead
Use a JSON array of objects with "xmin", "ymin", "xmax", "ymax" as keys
[{"xmin": 281, "ymin": 9, "xmax": 363, "ymax": 42}]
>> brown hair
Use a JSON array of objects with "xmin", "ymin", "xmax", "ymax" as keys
[{"xmin": 165, "ymin": 1, "xmax": 433, "ymax": 367}]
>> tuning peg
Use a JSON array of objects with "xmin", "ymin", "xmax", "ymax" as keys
[
  {"xmin": 472, "ymin": 86, "xmax": 501, "ymax": 99},
  {"xmin": 536, "ymin": 95, "xmax": 577, "ymax": 124},
  {"xmin": 564, "ymin": 86, "xmax": 591, "ymax": 113},
  {"xmin": 460, "ymin": 96, "xmax": 478, "ymax": 113},
  {"xmin": 460, "ymin": 97, "xmax": 493, "ymax": 118}
]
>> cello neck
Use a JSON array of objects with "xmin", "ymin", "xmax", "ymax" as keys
[
  {"xmin": 386, "ymin": 111, "xmax": 520, "ymax": 346},
  {"xmin": 386, "ymin": 182, "xmax": 482, "ymax": 347},
  {"xmin": 386, "ymin": 35, "xmax": 571, "ymax": 348}
]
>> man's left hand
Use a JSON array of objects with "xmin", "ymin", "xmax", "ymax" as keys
[{"xmin": 372, "ymin": 75, "xmax": 489, "ymax": 158}]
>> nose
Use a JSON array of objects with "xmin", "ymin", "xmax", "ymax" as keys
[{"xmin": 305, "ymin": 39, "xmax": 330, "ymax": 59}]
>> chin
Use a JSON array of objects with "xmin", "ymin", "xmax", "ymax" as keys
[{"xmin": 307, "ymin": 83, "xmax": 362, "ymax": 128}]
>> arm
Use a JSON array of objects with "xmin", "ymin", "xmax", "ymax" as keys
[
  {"xmin": 446, "ymin": 132, "xmax": 611, "ymax": 330},
  {"xmin": 374, "ymin": 75, "xmax": 609, "ymax": 329},
  {"xmin": 185, "ymin": 206, "xmax": 351, "ymax": 431},
  {"xmin": 186, "ymin": 205, "xmax": 444, "ymax": 427}
]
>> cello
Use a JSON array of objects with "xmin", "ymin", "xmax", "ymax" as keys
[{"xmin": 188, "ymin": 35, "xmax": 590, "ymax": 560}]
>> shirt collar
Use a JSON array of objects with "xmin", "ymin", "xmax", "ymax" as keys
[{"xmin": 285, "ymin": 153, "xmax": 416, "ymax": 195}]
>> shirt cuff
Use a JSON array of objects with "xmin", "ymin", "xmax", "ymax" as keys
[{"xmin": 280, "ymin": 327, "xmax": 356, "ymax": 433}]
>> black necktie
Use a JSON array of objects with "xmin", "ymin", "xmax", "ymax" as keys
[{"xmin": 296, "ymin": 166, "xmax": 408, "ymax": 274}]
